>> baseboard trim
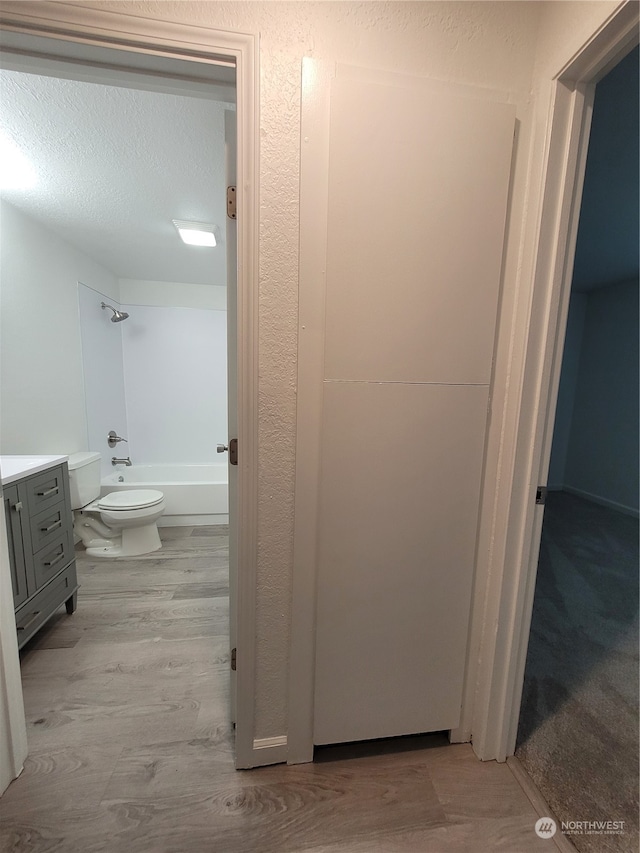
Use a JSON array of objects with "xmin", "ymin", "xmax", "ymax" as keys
[
  {"xmin": 562, "ymin": 486, "xmax": 639, "ymax": 518},
  {"xmin": 448, "ymin": 726, "xmax": 471, "ymax": 744},
  {"xmin": 159, "ymin": 515, "xmax": 229, "ymax": 527},
  {"xmin": 245, "ymin": 736, "xmax": 288, "ymax": 768},
  {"xmin": 507, "ymin": 756, "xmax": 578, "ymax": 852}
]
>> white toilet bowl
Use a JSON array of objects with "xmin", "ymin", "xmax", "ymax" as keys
[
  {"xmin": 69, "ymin": 453, "xmax": 166, "ymax": 558},
  {"xmin": 75, "ymin": 490, "xmax": 166, "ymax": 558}
]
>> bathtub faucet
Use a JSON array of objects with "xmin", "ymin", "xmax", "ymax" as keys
[{"xmin": 112, "ymin": 456, "xmax": 132, "ymax": 466}]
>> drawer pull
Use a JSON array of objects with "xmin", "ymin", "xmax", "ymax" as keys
[
  {"xmin": 36, "ymin": 486, "xmax": 59, "ymax": 498},
  {"xmin": 17, "ymin": 611, "xmax": 41, "ymax": 631},
  {"xmin": 40, "ymin": 519, "xmax": 62, "ymax": 534},
  {"xmin": 43, "ymin": 550, "xmax": 65, "ymax": 569}
]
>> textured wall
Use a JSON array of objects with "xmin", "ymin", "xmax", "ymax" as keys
[
  {"xmin": 86, "ymin": 0, "xmax": 542, "ymax": 740},
  {"xmin": 84, "ymin": 1, "xmax": 621, "ymax": 741}
]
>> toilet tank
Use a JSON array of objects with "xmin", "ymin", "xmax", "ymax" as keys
[{"xmin": 68, "ymin": 452, "xmax": 102, "ymax": 508}]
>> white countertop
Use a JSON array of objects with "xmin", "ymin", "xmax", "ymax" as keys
[{"xmin": 0, "ymin": 455, "xmax": 68, "ymax": 486}]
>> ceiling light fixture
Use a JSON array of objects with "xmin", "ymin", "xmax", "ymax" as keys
[
  {"xmin": 172, "ymin": 219, "xmax": 217, "ymax": 247},
  {"xmin": 0, "ymin": 130, "xmax": 36, "ymax": 191}
]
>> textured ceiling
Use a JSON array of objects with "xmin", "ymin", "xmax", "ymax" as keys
[{"xmin": 0, "ymin": 69, "xmax": 231, "ymax": 286}]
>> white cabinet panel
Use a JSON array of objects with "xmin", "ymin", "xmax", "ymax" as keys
[
  {"xmin": 314, "ymin": 382, "xmax": 489, "ymax": 744},
  {"xmin": 300, "ymin": 63, "xmax": 516, "ymax": 748},
  {"xmin": 324, "ymin": 75, "xmax": 514, "ymax": 385}
]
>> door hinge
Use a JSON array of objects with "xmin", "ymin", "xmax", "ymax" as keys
[
  {"xmin": 226, "ymin": 186, "xmax": 237, "ymax": 220},
  {"xmin": 231, "ymin": 647, "xmax": 237, "ymax": 671},
  {"xmin": 229, "ymin": 438, "xmax": 238, "ymax": 466},
  {"xmin": 535, "ymin": 486, "xmax": 548, "ymax": 505}
]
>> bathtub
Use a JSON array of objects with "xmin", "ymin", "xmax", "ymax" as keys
[{"xmin": 101, "ymin": 464, "xmax": 228, "ymax": 526}]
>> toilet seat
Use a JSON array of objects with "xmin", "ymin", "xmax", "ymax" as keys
[{"xmin": 97, "ymin": 489, "xmax": 164, "ymax": 511}]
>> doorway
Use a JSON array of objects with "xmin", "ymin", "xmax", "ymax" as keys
[
  {"xmin": 515, "ymin": 46, "xmax": 639, "ymax": 849},
  {"xmin": 471, "ymin": 3, "xmax": 640, "ymax": 767},
  {"xmin": 0, "ymin": 15, "xmax": 259, "ymax": 778}
]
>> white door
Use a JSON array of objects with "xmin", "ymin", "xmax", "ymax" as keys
[
  {"xmin": 302, "ymin": 64, "xmax": 516, "ymax": 745},
  {"xmin": 224, "ymin": 108, "xmax": 238, "ymax": 724}
]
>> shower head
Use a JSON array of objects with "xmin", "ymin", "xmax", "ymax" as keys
[{"xmin": 101, "ymin": 302, "xmax": 129, "ymax": 323}]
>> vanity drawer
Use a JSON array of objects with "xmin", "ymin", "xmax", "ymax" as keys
[
  {"xmin": 15, "ymin": 563, "xmax": 78, "ymax": 649},
  {"xmin": 30, "ymin": 503, "xmax": 73, "ymax": 554},
  {"xmin": 26, "ymin": 465, "xmax": 67, "ymax": 515},
  {"xmin": 33, "ymin": 531, "xmax": 74, "ymax": 589}
]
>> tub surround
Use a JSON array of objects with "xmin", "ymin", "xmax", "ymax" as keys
[
  {"xmin": 0, "ymin": 458, "xmax": 229, "ymax": 528},
  {"xmin": 101, "ymin": 464, "xmax": 228, "ymax": 526},
  {"xmin": 0, "ymin": 455, "xmax": 69, "ymax": 486}
]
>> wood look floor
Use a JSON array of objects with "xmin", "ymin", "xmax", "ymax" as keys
[{"xmin": 1, "ymin": 526, "xmax": 554, "ymax": 853}]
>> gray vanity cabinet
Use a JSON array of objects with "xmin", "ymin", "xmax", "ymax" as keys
[{"xmin": 4, "ymin": 463, "xmax": 79, "ymax": 648}]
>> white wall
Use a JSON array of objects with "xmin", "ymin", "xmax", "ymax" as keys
[
  {"xmin": 0, "ymin": 205, "xmax": 226, "ymax": 791},
  {"xmin": 78, "ymin": 284, "xmax": 128, "ymax": 479},
  {"xmin": 121, "ymin": 303, "xmax": 227, "ymax": 465},
  {"xmin": 547, "ymin": 292, "xmax": 587, "ymax": 488},
  {"xmin": 77, "ymin": 279, "xmax": 227, "ymax": 472},
  {"xmin": 0, "ymin": 0, "xmax": 623, "ymax": 749},
  {"xmin": 0, "ymin": 200, "xmax": 118, "ymax": 793},
  {"xmin": 120, "ymin": 278, "xmax": 226, "ymax": 310},
  {"xmin": 564, "ymin": 279, "xmax": 639, "ymax": 514},
  {"xmin": 0, "ymin": 200, "xmax": 119, "ymax": 456},
  {"xmin": 117, "ymin": 280, "xmax": 228, "ymax": 467},
  {"xmin": 0, "ymin": 203, "xmax": 228, "ymax": 476},
  {"xmin": 85, "ymin": 0, "xmax": 621, "ymax": 742}
]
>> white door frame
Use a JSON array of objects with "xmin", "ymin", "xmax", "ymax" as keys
[
  {"xmin": 0, "ymin": 1, "xmax": 260, "ymax": 770},
  {"xmin": 467, "ymin": 1, "xmax": 639, "ymax": 762},
  {"xmin": 0, "ymin": 498, "xmax": 28, "ymax": 794}
]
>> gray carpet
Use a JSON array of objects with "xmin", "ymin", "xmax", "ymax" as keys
[{"xmin": 516, "ymin": 491, "xmax": 639, "ymax": 853}]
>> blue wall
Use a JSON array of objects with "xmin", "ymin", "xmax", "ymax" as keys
[
  {"xmin": 547, "ymin": 293, "xmax": 586, "ymax": 489},
  {"xmin": 548, "ymin": 46, "xmax": 639, "ymax": 515},
  {"xmin": 563, "ymin": 280, "xmax": 639, "ymax": 514},
  {"xmin": 572, "ymin": 46, "xmax": 639, "ymax": 291}
]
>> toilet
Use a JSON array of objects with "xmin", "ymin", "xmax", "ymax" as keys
[{"xmin": 68, "ymin": 452, "xmax": 165, "ymax": 558}]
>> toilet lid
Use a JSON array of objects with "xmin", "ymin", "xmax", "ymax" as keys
[{"xmin": 98, "ymin": 489, "xmax": 164, "ymax": 511}]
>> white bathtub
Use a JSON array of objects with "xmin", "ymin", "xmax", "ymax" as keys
[{"xmin": 101, "ymin": 464, "xmax": 228, "ymax": 526}]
